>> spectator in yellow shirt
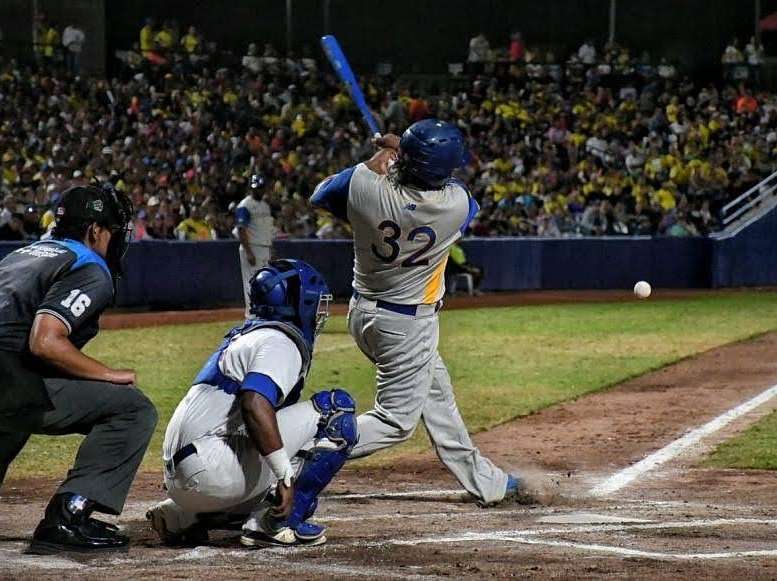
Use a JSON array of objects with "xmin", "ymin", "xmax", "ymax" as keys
[
  {"xmin": 42, "ymin": 22, "xmax": 60, "ymax": 61},
  {"xmin": 154, "ymin": 22, "xmax": 174, "ymax": 54},
  {"xmin": 140, "ymin": 17, "xmax": 155, "ymax": 58},
  {"xmin": 653, "ymin": 183, "xmax": 677, "ymax": 211},
  {"xmin": 175, "ymin": 206, "xmax": 213, "ymax": 241},
  {"xmin": 445, "ymin": 243, "xmax": 483, "ymax": 295},
  {"xmin": 665, "ymin": 96, "xmax": 680, "ymax": 124},
  {"xmin": 181, "ymin": 26, "xmax": 200, "ymax": 54}
]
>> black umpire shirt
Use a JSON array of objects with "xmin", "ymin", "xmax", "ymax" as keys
[{"xmin": 0, "ymin": 238, "xmax": 113, "ymax": 414}]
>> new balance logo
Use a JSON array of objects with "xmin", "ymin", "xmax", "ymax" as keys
[{"xmin": 404, "ymin": 203, "xmax": 417, "ymax": 211}]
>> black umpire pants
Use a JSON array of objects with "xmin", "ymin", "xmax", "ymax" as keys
[{"xmin": 0, "ymin": 357, "xmax": 158, "ymax": 515}]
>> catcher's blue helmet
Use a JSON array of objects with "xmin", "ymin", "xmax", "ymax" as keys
[
  {"xmin": 398, "ymin": 119, "xmax": 468, "ymax": 189},
  {"xmin": 248, "ymin": 259, "xmax": 331, "ymax": 348}
]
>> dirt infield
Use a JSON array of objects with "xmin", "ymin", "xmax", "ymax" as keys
[
  {"xmin": 3, "ymin": 291, "xmax": 777, "ymax": 578},
  {"xmin": 100, "ymin": 288, "xmax": 753, "ymax": 330}
]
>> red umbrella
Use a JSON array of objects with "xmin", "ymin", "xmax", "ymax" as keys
[{"xmin": 759, "ymin": 12, "xmax": 777, "ymax": 31}]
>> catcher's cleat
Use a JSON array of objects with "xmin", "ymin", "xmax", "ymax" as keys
[
  {"xmin": 293, "ymin": 521, "xmax": 327, "ymax": 543},
  {"xmin": 146, "ymin": 500, "xmax": 208, "ymax": 546},
  {"xmin": 240, "ymin": 513, "xmax": 326, "ymax": 548}
]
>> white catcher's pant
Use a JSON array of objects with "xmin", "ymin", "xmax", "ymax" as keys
[
  {"xmin": 347, "ymin": 295, "xmax": 508, "ymax": 504},
  {"xmin": 239, "ymin": 244, "xmax": 271, "ymax": 317},
  {"xmin": 161, "ymin": 399, "xmax": 319, "ymax": 531}
]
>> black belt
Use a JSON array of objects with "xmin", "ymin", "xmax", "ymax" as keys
[
  {"xmin": 352, "ymin": 291, "xmax": 441, "ymax": 316},
  {"xmin": 166, "ymin": 443, "xmax": 197, "ymax": 472}
]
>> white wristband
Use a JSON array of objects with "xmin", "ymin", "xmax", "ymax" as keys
[{"xmin": 264, "ymin": 448, "xmax": 294, "ymax": 486}]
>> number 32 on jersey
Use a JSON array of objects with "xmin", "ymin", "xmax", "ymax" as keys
[{"xmin": 371, "ymin": 220, "xmax": 437, "ymax": 267}]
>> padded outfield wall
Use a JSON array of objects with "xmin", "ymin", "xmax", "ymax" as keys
[
  {"xmin": 711, "ymin": 204, "xmax": 777, "ymax": 288},
  {"xmin": 0, "ymin": 231, "xmax": 763, "ymax": 308}
]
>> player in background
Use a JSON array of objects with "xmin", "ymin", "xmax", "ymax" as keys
[
  {"xmin": 146, "ymin": 259, "xmax": 357, "ymax": 547},
  {"xmin": 0, "ymin": 183, "xmax": 157, "ymax": 554},
  {"xmin": 311, "ymin": 119, "xmax": 527, "ymax": 506},
  {"xmin": 235, "ymin": 174, "xmax": 275, "ymax": 317}
]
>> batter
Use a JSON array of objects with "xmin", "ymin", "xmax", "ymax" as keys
[{"xmin": 311, "ymin": 119, "xmax": 525, "ymax": 505}]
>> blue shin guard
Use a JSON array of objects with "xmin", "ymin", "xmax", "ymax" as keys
[{"xmin": 284, "ymin": 389, "xmax": 358, "ymax": 530}]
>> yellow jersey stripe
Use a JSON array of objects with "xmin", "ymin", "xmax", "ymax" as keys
[{"xmin": 423, "ymin": 256, "xmax": 448, "ymax": 304}]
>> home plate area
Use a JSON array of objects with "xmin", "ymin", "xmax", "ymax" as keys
[{"xmin": 4, "ymin": 480, "xmax": 777, "ymax": 579}]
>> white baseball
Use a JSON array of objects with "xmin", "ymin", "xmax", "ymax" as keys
[{"xmin": 634, "ymin": 280, "xmax": 652, "ymax": 299}]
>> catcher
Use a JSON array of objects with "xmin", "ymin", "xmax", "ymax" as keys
[{"xmin": 146, "ymin": 259, "xmax": 357, "ymax": 547}]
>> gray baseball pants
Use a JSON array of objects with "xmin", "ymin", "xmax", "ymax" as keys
[
  {"xmin": 347, "ymin": 295, "xmax": 508, "ymax": 504},
  {"xmin": 156, "ymin": 399, "xmax": 320, "ymax": 533},
  {"xmin": 0, "ymin": 377, "xmax": 158, "ymax": 514},
  {"xmin": 239, "ymin": 244, "xmax": 271, "ymax": 317}
]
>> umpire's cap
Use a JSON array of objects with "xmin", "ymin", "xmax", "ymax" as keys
[
  {"xmin": 54, "ymin": 183, "xmax": 132, "ymax": 233},
  {"xmin": 53, "ymin": 182, "xmax": 134, "ymax": 275}
]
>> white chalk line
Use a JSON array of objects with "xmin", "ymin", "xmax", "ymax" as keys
[
  {"xmin": 322, "ymin": 506, "xmax": 545, "ymax": 523},
  {"xmin": 590, "ymin": 382, "xmax": 777, "ymax": 496},
  {"xmin": 325, "ymin": 488, "xmax": 466, "ymax": 501},
  {"xmin": 501, "ymin": 536, "xmax": 777, "ymax": 561},
  {"xmin": 387, "ymin": 517, "xmax": 777, "ymax": 560},
  {"xmin": 389, "ymin": 518, "xmax": 777, "ymax": 546},
  {"xmin": 4, "ymin": 516, "xmax": 776, "ymax": 570}
]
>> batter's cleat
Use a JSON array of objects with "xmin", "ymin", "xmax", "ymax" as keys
[
  {"xmin": 503, "ymin": 474, "xmax": 535, "ymax": 504},
  {"xmin": 146, "ymin": 500, "xmax": 208, "ymax": 546},
  {"xmin": 478, "ymin": 474, "xmax": 535, "ymax": 508},
  {"xmin": 240, "ymin": 514, "xmax": 326, "ymax": 548},
  {"xmin": 506, "ymin": 474, "xmax": 521, "ymax": 493}
]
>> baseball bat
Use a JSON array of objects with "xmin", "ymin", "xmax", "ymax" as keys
[{"xmin": 320, "ymin": 35, "xmax": 381, "ymax": 138}]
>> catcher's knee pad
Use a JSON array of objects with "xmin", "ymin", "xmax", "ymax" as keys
[
  {"xmin": 311, "ymin": 388, "xmax": 358, "ymax": 448},
  {"xmin": 284, "ymin": 390, "xmax": 358, "ymax": 528}
]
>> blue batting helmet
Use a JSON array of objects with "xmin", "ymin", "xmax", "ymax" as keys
[
  {"xmin": 248, "ymin": 259, "xmax": 332, "ymax": 348},
  {"xmin": 398, "ymin": 119, "xmax": 468, "ymax": 189}
]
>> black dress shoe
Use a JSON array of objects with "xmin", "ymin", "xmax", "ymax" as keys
[
  {"xmin": 28, "ymin": 519, "xmax": 129, "ymax": 555},
  {"xmin": 28, "ymin": 493, "xmax": 129, "ymax": 555},
  {"xmin": 83, "ymin": 516, "xmax": 124, "ymax": 540}
]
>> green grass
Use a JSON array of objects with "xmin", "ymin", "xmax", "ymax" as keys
[
  {"xmin": 705, "ymin": 410, "xmax": 777, "ymax": 470},
  {"xmin": 8, "ymin": 291, "xmax": 777, "ymax": 479}
]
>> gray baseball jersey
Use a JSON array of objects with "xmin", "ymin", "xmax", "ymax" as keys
[
  {"xmin": 312, "ymin": 163, "xmax": 478, "ymax": 304},
  {"xmin": 311, "ymin": 159, "xmax": 508, "ymax": 504},
  {"xmin": 233, "ymin": 196, "xmax": 274, "ymax": 247}
]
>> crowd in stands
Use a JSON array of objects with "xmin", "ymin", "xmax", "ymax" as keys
[
  {"xmin": 0, "ymin": 19, "xmax": 775, "ymax": 242},
  {"xmin": 32, "ymin": 15, "xmax": 86, "ymax": 75},
  {"xmin": 721, "ymin": 37, "xmax": 764, "ymax": 85}
]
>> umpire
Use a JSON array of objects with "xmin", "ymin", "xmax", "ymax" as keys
[{"xmin": 0, "ymin": 183, "xmax": 157, "ymax": 554}]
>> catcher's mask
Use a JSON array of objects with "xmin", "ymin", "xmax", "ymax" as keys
[{"xmin": 248, "ymin": 259, "xmax": 332, "ymax": 350}]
